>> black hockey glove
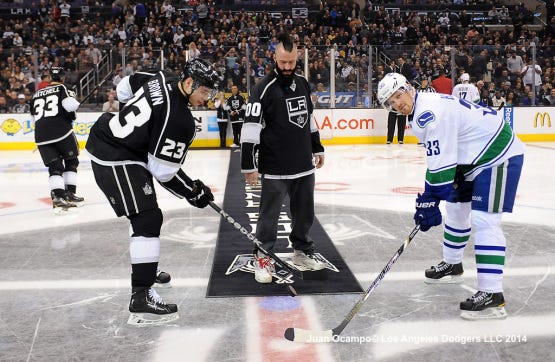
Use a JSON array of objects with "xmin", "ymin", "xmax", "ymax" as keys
[
  {"xmin": 186, "ymin": 179, "xmax": 214, "ymax": 208},
  {"xmin": 414, "ymin": 193, "xmax": 442, "ymax": 232}
]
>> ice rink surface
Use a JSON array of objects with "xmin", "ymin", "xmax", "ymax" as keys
[{"xmin": 1, "ymin": 143, "xmax": 554, "ymax": 361}]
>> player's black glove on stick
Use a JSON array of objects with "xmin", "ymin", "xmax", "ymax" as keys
[{"xmin": 187, "ymin": 180, "xmax": 214, "ymax": 208}]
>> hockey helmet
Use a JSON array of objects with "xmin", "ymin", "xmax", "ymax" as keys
[
  {"xmin": 180, "ymin": 58, "xmax": 222, "ymax": 99},
  {"xmin": 50, "ymin": 67, "xmax": 65, "ymax": 82},
  {"xmin": 460, "ymin": 73, "xmax": 470, "ymax": 83},
  {"xmin": 377, "ymin": 72, "xmax": 412, "ymax": 112}
]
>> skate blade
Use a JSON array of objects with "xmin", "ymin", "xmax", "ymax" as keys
[
  {"xmin": 127, "ymin": 312, "xmax": 179, "ymax": 327},
  {"xmin": 153, "ymin": 282, "xmax": 172, "ymax": 289},
  {"xmin": 460, "ymin": 307, "xmax": 507, "ymax": 321},
  {"xmin": 53, "ymin": 206, "xmax": 79, "ymax": 215},
  {"xmin": 72, "ymin": 201, "xmax": 85, "ymax": 208},
  {"xmin": 424, "ymin": 275, "xmax": 463, "ymax": 284}
]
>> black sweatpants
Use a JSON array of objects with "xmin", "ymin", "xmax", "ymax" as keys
[{"xmin": 255, "ymin": 173, "xmax": 316, "ymax": 253}]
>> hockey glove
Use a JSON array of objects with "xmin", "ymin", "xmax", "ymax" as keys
[
  {"xmin": 414, "ymin": 193, "xmax": 442, "ymax": 232},
  {"xmin": 186, "ymin": 180, "xmax": 214, "ymax": 208}
]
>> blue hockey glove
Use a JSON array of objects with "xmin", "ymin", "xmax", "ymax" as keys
[
  {"xmin": 414, "ymin": 193, "xmax": 442, "ymax": 232},
  {"xmin": 186, "ymin": 180, "xmax": 214, "ymax": 208}
]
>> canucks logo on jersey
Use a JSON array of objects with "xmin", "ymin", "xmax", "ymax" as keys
[{"xmin": 415, "ymin": 110, "xmax": 436, "ymax": 128}]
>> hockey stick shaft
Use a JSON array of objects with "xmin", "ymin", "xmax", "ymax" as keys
[
  {"xmin": 332, "ymin": 224, "xmax": 420, "ymax": 335},
  {"xmin": 284, "ymin": 224, "xmax": 420, "ymax": 342},
  {"xmin": 208, "ymin": 201, "xmax": 304, "ymax": 280}
]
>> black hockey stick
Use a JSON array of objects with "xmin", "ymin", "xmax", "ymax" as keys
[
  {"xmin": 284, "ymin": 224, "xmax": 421, "ymax": 342},
  {"xmin": 208, "ymin": 201, "xmax": 302, "ymax": 296}
]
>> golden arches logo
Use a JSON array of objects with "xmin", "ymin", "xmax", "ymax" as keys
[{"xmin": 534, "ymin": 112, "xmax": 551, "ymax": 127}]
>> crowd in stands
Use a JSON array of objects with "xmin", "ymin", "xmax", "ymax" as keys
[{"xmin": 1, "ymin": 0, "xmax": 555, "ymax": 113}]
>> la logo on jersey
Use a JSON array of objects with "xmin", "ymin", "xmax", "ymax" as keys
[
  {"xmin": 415, "ymin": 110, "xmax": 436, "ymax": 128},
  {"xmin": 286, "ymin": 96, "xmax": 309, "ymax": 128}
]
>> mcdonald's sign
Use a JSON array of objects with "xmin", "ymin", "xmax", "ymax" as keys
[{"xmin": 534, "ymin": 112, "xmax": 552, "ymax": 127}]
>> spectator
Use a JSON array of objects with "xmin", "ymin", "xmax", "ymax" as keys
[
  {"xmin": 505, "ymin": 91, "xmax": 517, "ymax": 106},
  {"xmin": 86, "ymin": 42, "xmax": 103, "ymax": 70},
  {"xmin": 491, "ymin": 90, "xmax": 506, "ymax": 109},
  {"xmin": 520, "ymin": 61, "xmax": 542, "ymax": 91},
  {"xmin": 12, "ymin": 93, "xmax": 30, "ymax": 113},
  {"xmin": 102, "ymin": 93, "xmax": 119, "ymax": 112},
  {"xmin": 432, "ymin": 69, "xmax": 453, "ymax": 95},
  {"xmin": 188, "ymin": 42, "xmax": 201, "ymax": 60},
  {"xmin": 398, "ymin": 56, "xmax": 413, "ymax": 82},
  {"xmin": 521, "ymin": 90, "xmax": 540, "ymax": 106},
  {"xmin": 112, "ymin": 68, "xmax": 124, "ymax": 87},
  {"xmin": 59, "ymin": 0, "xmax": 71, "ymax": 22},
  {"xmin": 0, "ymin": 95, "xmax": 10, "ymax": 113},
  {"xmin": 87, "ymin": 88, "xmax": 106, "ymax": 107},
  {"xmin": 542, "ymin": 88, "xmax": 555, "ymax": 106},
  {"xmin": 470, "ymin": 50, "xmax": 489, "ymax": 81},
  {"xmin": 506, "ymin": 50, "xmax": 523, "ymax": 83},
  {"xmin": 77, "ymin": 49, "xmax": 93, "ymax": 79},
  {"xmin": 37, "ymin": 73, "xmax": 51, "ymax": 90}
]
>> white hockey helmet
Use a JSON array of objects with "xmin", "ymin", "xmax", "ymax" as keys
[
  {"xmin": 460, "ymin": 73, "xmax": 470, "ymax": 83},
  {"xmin": 377, "ymin": 72, "xmax": 411, "ymax": 112}
]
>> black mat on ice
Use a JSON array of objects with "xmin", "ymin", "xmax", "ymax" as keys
[{"xmin": 207, "ymin": 150, "xmax": 363, "ymax": 297}]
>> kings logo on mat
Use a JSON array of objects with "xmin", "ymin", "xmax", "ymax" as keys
[{"xmin": 225, "ymin": 252, "xmax": 339, "ymax": 284}]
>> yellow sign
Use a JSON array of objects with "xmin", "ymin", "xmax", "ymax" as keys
[
  {"xmin": 534, "ymin": 112, "xmax": 551, "ymax": 127},
  {"xmin": 1, "ymin": 118, "xmax": 22, "ymax": 135}
]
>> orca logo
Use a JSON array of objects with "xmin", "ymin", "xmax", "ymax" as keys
[{"xmin": 415, "ymin": 111, "xmax": 435, "ymax": 128}]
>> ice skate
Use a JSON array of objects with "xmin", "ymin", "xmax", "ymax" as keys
[
  {"xmin": 154, "ymin": 267, "xmax": 172, "ymax": 288},
  {"xmin": 52, "ymin": 196, "xmax": 77, "ymax": 215},
  {"xmin": 292, "ymin": 249, "xmax": 326, "ymax": 271},
  {"xmin": 424, "ymin": 261, "xmax": 463, "ymax": 284},
  {"xmin": 127, "ymin": 287, "xmax": 179, "ymax": 326},
  {"xmin": 65, "ymin": 191, "xmax": 85, "ymax": 206},
  {"xmin": 254, "ymin": 252, "xmax": 274, "ymax": 284},
  {"xmin": 460, "ymin": 291, "xmax": 507, "ymax": 320}
]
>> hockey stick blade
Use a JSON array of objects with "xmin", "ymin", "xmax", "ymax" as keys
[
  {"xmin": 208, "ymin": 201, "xmax": 304, "ymax": 280},
  {"xmin": 284, "ymin": 224, "xmax": 421, "ymax": 342}
]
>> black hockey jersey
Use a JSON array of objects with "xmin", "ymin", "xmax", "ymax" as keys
[
  {"xmin": 31, "ymin": 83, "xmax": 79, "ymax": 144},
  {"xmin": 240, "ymin": 71, "xmax": 324, "ymax": 177},
  {"xmin": 86, "ymin": 70, "xmax": 198, "ymax": 198},
  {"xmin": 225, "ymin": 93, "xmax": 246, "ymax": 123}
]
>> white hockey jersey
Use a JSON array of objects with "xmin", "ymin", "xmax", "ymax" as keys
[
  {"xmin": 410, "ymin": 92, "xmax": 525, "ymax": 199},
  {"xmin": 451, "ymin": 83, "xmax": 480, "ymax": 103}
]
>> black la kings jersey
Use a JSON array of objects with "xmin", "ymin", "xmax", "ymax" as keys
[
  {"xmin": 86, "ymin": 70, "xmax": 198, "ymax": 198},
  {"xmin": 241, "ymin": 71, "xmax": 324, "ymax": 177},
  {"xmin": 225, "ymin": 93, "xmax": 246, "ymax": 123},
  {"xmin": 31, "ymin": 83, "xmax": 79, "ymax": 144}
]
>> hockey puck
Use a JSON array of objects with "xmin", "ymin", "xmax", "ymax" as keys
[{"xmin": 286, "ymin": 285, "xmax": 298, "ymax": 297}]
